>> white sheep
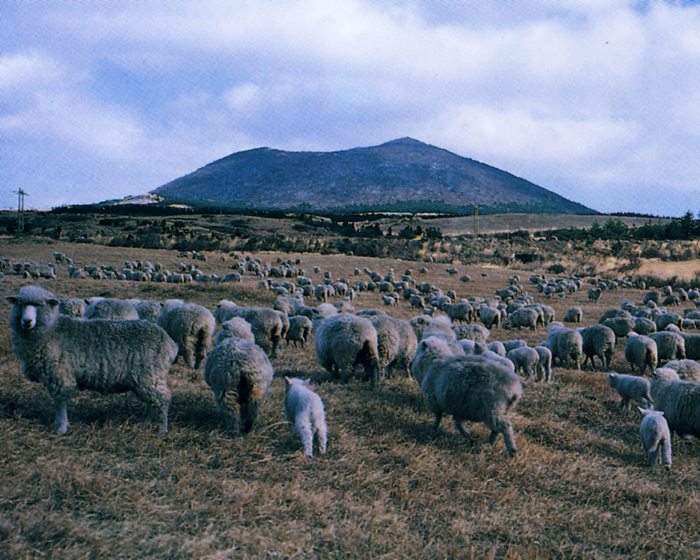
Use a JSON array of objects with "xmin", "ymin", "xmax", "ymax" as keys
[
  {"xmin": 215, "ymin": 317, "xmax": 256, "ymax": 345},
  {"xmin": 7, "ymin": 286, "xmax": 177, "ymax": 435},
  {"xmin": 421, "ymin": 353, "xmax": 523, "ymax": 456},
  {"xmin": 286, "ymin": 315, "xmax": 313, "ymax": 347},
  {"xmin": 638, "ymin": 408, "xmax": 672, "ymax": 470},
  {"xmin": 650, "ymin": 376, "xmax": 700, "ymax": 439},
  {"xmin": 506, "ymin": 346, "xmax": 540, "ymax": 380},
  {"xmin": 314, "ymin": 314, "xmax": 381, "ymax": 389},
  {"xmin": 84, "ymin": 298, "xmax": 139, "ymax": 321},
  {"xmin": 541, "ymin": 322, "xmax": 583, "ymax": 370},
  {"xmin": 203, "ymin": 337, "xmax": 274, "ymax": 434},
  {"xmin": 219, "ymin": 307, "xmax": 288, "ymax": 356},
  {"xmin": 284, "ymin": 377, "xmax": 327, "ymax": 457},
  {"xmin": 157, "ymin": 302, "xmax": 216, "ymax": 369},
  {"xmin": 625, "ymin": 334, "xmax": 658, "ymax": 376},
  {"xmin": 608, "ymin": 373, "xmax": 653, "ymax": 410}
]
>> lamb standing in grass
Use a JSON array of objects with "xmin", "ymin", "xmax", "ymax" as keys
[
  {"xmin": 7, "ymin": 285, "xmax": 177, "ymax": 435},
  {"xmin": 639, "ymin": 408, "xmax": 672, "ymax": 470},
  {"xmin": 284, "ymin": 377, "xmax": 327, "ymax": 457},
  {"xmin": 203, "ymin": 337, "xmax": 274, "ymax": 434},
  {"xmin": 421, "ymin": 353, "xmax": 522, "ymax": 456},
  {"xmin": 608, "ymin": 373, "xmax": 654, "ymax": 410}
]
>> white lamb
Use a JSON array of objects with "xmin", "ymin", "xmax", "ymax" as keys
[
  {"xmin": 284, "ymin": 377, "xmax": 327, "ymax": 457},
  {"xmin": 638, "ymin": 408, "xmax": 672, "ymax": 470}
]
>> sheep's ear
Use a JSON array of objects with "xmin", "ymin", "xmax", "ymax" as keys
[
  {"xmin": 284, "ymin": 377, "xmax": 291, "ymax": 387},
  {"xmin": 6, "ymin": 296, "xmax": 18, "ymax": 305},
  {"xmin": 304, "ymin": 379, "xmax": 311, "ymax": 386},
  {"xmin": 48, "ymin": 298, "xmax": 60, "ymax": 309}
]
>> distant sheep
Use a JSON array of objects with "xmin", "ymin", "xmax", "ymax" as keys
[
  {"xmin": 563, "ymin": 307, "xmax": 583, "ymax": 324},
  {"xmin": 608, "ymin": 373, "xmax": 653, "ymax": 410},
  {"xmin": 157, "ymin": 302, "xmax": 216, "ymax": 369},
  {"xmin": 284, "ymin": 377, "xmax": 327, "ymax": 457},
  {"xmin": 286, "ymin": 315, "xmax": 313, "ymax": 348},
  {"xmin": 203, "ymin": 337, "xmax": 274, "ymax": 434},
  {"xmin": 421, "ymin": 354, "xmax": 523, "ymax": 456},
  {"xmin": 315, "ymin": 314, "xmax": 381, "ymax": 389},
  {"xmin": 7, "ymin": 286, "xmax": 177, "ymax": 435},
  {"xmin": 639, "ymin": 408, "xmax": 672, "ymax": 470}
]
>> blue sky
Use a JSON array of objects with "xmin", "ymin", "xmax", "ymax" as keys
[{"xmin": 1, "ymin": 0, "xmax": 698, "ymax": 216}]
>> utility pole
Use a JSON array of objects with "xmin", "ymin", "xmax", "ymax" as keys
[
  {"xmin": 473, "ymin": 204, "xmax": 479, "ymax": 237},
  {"xmin": 14, "ymin": 189, "xmax": 28, "ymax": 232}
]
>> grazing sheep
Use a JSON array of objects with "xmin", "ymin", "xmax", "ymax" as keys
[
  {"xmin": 542, "ymin": 323, "xmax": 583, "ymax": 370},
  {"xmin": 634, "ymin": 317, "xmax": 657, "ymax": 336},
  {"xmin": 285, "ymin": 315, "xmax": 313, "ymax": 348},
  {"xmin": 650, "ymin": 331, "xmax": 686, "ymax": 362},
  {"xmin": 7, "ymin": 286, "xmax": 177, "ymax": 435},
  {"xmin": 505, "ymin": 307, "xmax": 540, "ymax": 331},
  {"xmin": 625, "ymin": 335, "xmax": 658, "ymax": 376},
  {"xmin": 650, "ymin": 377, "xmax": 700, "ymax": 439},
  {"xmin": 203, "ymin": 337, "xmax": 274, "ymax": 434},
  {"xmin": 443, "ymin": 302, "xmax": 473, "ymax": 324},
  {"xmin": 503, "ymin": 340, "xmax": 528, "ymax": 352},
  {"xmin": 602, "ymin": 316, "xmax": 635, "ymax": 339},
  {"xmin": 388, "ymin": 317, "xmax": 418, "ymax": 377},
  {"xmin": 421, "ymin": 354, "xmax": 523, "ymax": 456},
  {"xmin": 214, "ymin": 299, "xmax": 239, "ymax": 324},
  {"xmin": 315, "ymin": 314, "xmax": 381, "ymax": 389},
  {"xmin": 452, "ymin": 323, "xmax": 490, "ymax": 343},
  {"xmin": 284, "ymin": 377, "xmax": 327, "ymax": 457},
  {"xmin": 408, "ymin": 315, "xmax": 432, "ymax": 342},
  {"xmin": 638, "ymin": 408, "xmax": 672, "ymax": 470},
  {"xmin": 84, "ymin": 298, "xmax": 139, "ymax": 321},
  {"xmin": 680, "ymin": 333, "xmax": 700, "ymax": 360},
  {"xmin": 506, "ymin": 346, "xmax": 540, "ymax": 379},
  {"xmin": 221, "ymin": 307, "xmax": 288, "ymax": 357},
  {"xmin": 479, "ymin": 306, "xmax": 501, "ymax": 329},
  {"xmin": 157, "ymin": 303, "xmax": 216, "ymax": 369},
  {"xmin": 579, "ymin": 324, "xmax": 616, "ymax": 371},
  {"xmin": 534, "ymin": 346, "xmax": 553, "ymax": 382},
  {"xmin": 563, "ymin": 307, "xmax": 583, "ymax": 324},
  {"xmin": 215, "ymin": 317, "xmax": 256, "ymax": 345},
  {"xmin": 608, "ymin": 373, "xmax": 653, "ymax": 410},
  {"xmin": 588, "ymin": 288, "xmax": 601, "ymax": 302},
  {"xmin": 487, "ymin": 341, "xmax": 507, "ymax": 357}
]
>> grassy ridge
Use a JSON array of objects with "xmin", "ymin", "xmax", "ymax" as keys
[{"xmin": 0, "ymin": 238, "xmax": 699, "ymax": 559}]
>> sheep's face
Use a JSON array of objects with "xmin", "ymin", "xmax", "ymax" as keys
[{"xmin": 8, "ymin": 289, "xmax": 60, "ymax": 332}]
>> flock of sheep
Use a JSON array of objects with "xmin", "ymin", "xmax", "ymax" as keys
[{"xmin": 6, "ymin": 250, "xmax": 700, "ymax": 465}]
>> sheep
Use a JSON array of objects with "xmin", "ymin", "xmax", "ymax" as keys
[
  {"xmin": 388, "ymin": 317, "xmax": 418, "ymax": 377},
  {"xmin": 443, "ymin": 302, "xmax": 473, "ymax": 324},
  {"xmin": 214, "ymin": 299, "xmax": 239, "ymax": 324},
  {"xmin": 680, "ymin": 333, "xmax": 700, "ymax": 360},
  {"xmin": 215, "ymin": 317, "xmax": 256, "ymax": 345},
  {"xmin": 634, "ymin": 317, "xmax": 657, "ymax": 336},
  {"xmin": 84, "ymin": 298, "xmax": 139, "ymax": 321},
  {"xmin": 479, "ymin": 306, "xmax": 501, "ymax": 329},
  {"xmin": 314, "ymin": 314, "xmax": 381, "ymax": 389},
  {"xmin": 563, "ymin": 307, "xmax": 583, "ymax": 324},
  {"xmin": 203, "ymin": 337, "xmax": 274, "ymax": 434},
  {"xmin": 58, "ymin": 298, "xmax": 86, "ymax": 318},
  {"xmin": 157, "ymin": 303, "xmax": 216, "ymax": 369},
  {"xmin": 7, "ymin": 286, "xmax": 177, "ymax": 435},
  {"xmin": 506, "ymin": 346, "xmax": 539, "ymax": 379},
  {"xmin": 421, "ymin": 353, "xmax": 523, "ymax": 456},
  {"xmin": 608, "ymin": 373, "xmax": 653, "ymax": 410},
  {"xmin": 286, "ymin": 315, "xmax": 313, "ymax": 348},
  {"xmin": 221, "ymin": 307, "xmax": 288, "ymax": 357},
  {"xmin": 133, "ymin": 300, "xmax": 165, "ymax": 323},
  {"xmin": 602, "ymin": 316, "xmax": 635, "ymax": 339},
  {"xmin": 505, "ymin": 307, "xmax": 539, "ymax": 331},
  {"xmin": 541, "ymin": 323, "xmax": 583, "ymax": 370},
  {"xmin": 534, "ymin": 346, "xmax": 553, "ymax": 382},
  {"xmin": 452, "ymin": 323, "xmax": 490, "ymax": 343},
  {"xmin": 408, "ymin": 316, "xmax": 431, "ymax": 342},
  {"xmin": 412, "ymin": 335, "xmax": 465, "ymax": 386},
  {"xmin": 625, "ymin": 335, "xmax": 658, "ymax": 376},
  {"xmin": 588, "ymin": 288, "xmax": 601, "ymax": 302},
  {"xmin": 638, "ymin": 408, "xmax": 672, "ymax": 470},
  {"xmin": 663, "ymin": 359, "xmax": 700, "ymax": 382},
  {"xmin": 487, "ymin": 341, "xmax": 507, "ymax": 357},
  {"xmin": 284, "ymin": 377, "xmax": 327, "ymax": 457},
  {"xmin": 650, "ymin": 377, "xmax": 700, "ymax": 439},
  {"xmin": 649, "ymin": 331, "xmax": 686, "ymax": 362},
  {"xmin": 502, "ymin": 340, "xmax": 527, "ymax": 352},
  {"xmin": 579, "ymin": 324, "xmax": 616, "ymax": 371}
]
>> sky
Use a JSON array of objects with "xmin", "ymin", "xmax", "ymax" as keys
[{"xmin": 1, "ymin": 0, "xmax": 699, "ymax": 216}]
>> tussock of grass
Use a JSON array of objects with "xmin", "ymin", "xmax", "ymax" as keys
[{"xmin": 2, "ymin": 239, "xmax": 700, "ymax": 559}]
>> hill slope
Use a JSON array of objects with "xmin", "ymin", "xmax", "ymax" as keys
[{"xmin": 152, "ymin": 137, "xmax": 596, "ymax": 214}]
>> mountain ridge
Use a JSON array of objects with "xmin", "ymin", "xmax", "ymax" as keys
[{"xmin": 151, "ymin": 138, "xmax": 597, "ymax": 215}]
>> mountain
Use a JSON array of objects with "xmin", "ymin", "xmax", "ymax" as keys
[{"xmin": 151, "ymin": 138, "xmax": 596, "ymax": 214}]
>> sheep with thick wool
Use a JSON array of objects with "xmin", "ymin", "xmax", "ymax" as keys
[
  {"xmin": 650, "ymin": 331, "xmax": 686, "ymax": 362},
  {"xmin": 608, "ymin": 373, "xmax": 653, "ymax": 410},
  {"xmin": 542, "ymin": 322, "xmax": 583, "ymax": 370},
  {"xmin": 284, "ymin": 377, "xmax": 327, "ymax": 457},
  {"xmin": 203, "ymin": 336, "xmax": 274, "ymax": 434},
  {"xmin": 157, "ymin": 302, "xmax": 216, "ymax": 370},
  {"xmin": 579, "ymin": 324, "xmax": 616, "ymax": 371},
  {"xmin": 412, "ymin": 335, "xmax": 465, "ymax": 386},
  {"xmin": 650, "ymin": 376, "xmax": 700, "ymax": 439},
  {"xmin": 506, "ymin": 346, "xmax": 540, "ymax": 380},
  {"xmin": 420, "ymin": 353, "xmax": 523, "ymax": 456},
  {"xmin": 7, "ymin": 286, "xmax": 177, "ymax": 435},
  {"xmin": 315, "ymin": 314, "xmax": 381, "ymax": 389},
  {"xmin": 638, "ymin": 408, "xmax": 672, "ymax": 470},
  {"xmin": 215, "ymin": 317, "xmax": 256, "ymax": 345},
  {"xmin": 625, "ymin": 334, "xmax": 658, "ymax": 376},
  {"xmin": 285, "ymin": 315, "xmax": 313, "ymax": 348},
  {"xmin": 84, "ymin": 298, "xmax": 139, "ymax": 321},
  {"xmin": 220, "ymin": 307, "xmax": 288, "ymax": 356}
]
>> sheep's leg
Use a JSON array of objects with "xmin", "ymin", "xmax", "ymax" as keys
[
  {"xmin": 432, "ymin": 409, "xmax": 443, "ymax": 431},
  {"xmin": 53, "ymin": 395, "xmax": 69, "ymax": 435},
  {"xmin": 296, "ymin": 420, "xmax": 314, "ymax": 457},
  {"xmin": 316, "ymin": 424, "xmax": 328, "ymax": 455}
]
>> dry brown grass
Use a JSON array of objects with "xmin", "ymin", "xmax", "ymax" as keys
[{"xmin": 1, "ymin": 236, "xmax": 700, "ymax": 559}]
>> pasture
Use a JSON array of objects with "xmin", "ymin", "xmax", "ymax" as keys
[{"xmin": 1, "ymin": 235, "xmax": 699, "ymax": 559}]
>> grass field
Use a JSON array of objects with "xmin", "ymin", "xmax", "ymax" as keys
[{"xmin": 1, "ymin": 235, "xmax": 700, "ymax": 559}]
